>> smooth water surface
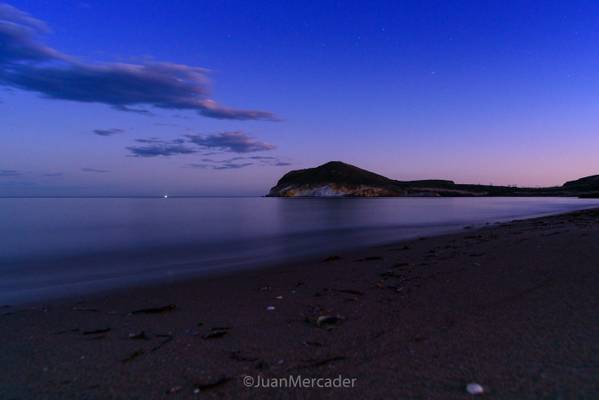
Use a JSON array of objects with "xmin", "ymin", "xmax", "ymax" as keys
[{"xmin": 1, "ymin": 197, "xmax": 598, "ymax": 303}]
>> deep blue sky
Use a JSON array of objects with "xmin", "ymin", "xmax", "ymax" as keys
[{"xmin": 2, "ymin": 0, "xmax": 599, "ymax": 195}]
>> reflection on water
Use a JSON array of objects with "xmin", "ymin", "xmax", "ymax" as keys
[{"xmin": 0, "ymin": 196, "xmax": 598, "ymax": 303}]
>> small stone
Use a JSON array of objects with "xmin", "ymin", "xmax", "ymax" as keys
[
  {"xmin": 316, "ymin": 314, "xmax": 344, "ymax": 328},
  {"xmin": 128, "ymin": 331, "xmax": 147, "ymax": 340},
  {"xmin": 167, "ymin": 385, "xmax": 182, "ymax": 394},
  {"xmin": 466, "ymin": 383, "xmax": 484, "ymax": 395},
  {"xmin": 266, "ymin": 306, "xmax": 275, "ymax": 311},
  {"xmin": 202, "ymin": 328, "xmax": 229, "ymax": 339}
]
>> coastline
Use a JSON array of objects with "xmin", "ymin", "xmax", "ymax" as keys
[{"xmin": 2, "ymin": 208, "xmax": 599, "ymax": 398}]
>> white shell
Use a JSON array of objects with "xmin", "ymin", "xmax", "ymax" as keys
[{"xmin": 466, "ymin": 383, "xmax": 484, "ymax": 395}]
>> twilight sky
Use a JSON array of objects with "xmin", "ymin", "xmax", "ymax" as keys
[{"xmin": 2, "ymin": 0, "xmax": 599, "ymax": 196}]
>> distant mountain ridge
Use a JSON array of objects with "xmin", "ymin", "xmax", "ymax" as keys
[
  {"xmin": 267, "ymin": 161, "xmax": 599, "ymax": 198},
  {"xmin": 563, "ymin": 175, "xmax": 599, "ymax": 191}
]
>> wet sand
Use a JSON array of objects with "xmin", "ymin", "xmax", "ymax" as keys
[{"xmin": 1, "ymin": 208, "xmax": 599, "ymax": 399}]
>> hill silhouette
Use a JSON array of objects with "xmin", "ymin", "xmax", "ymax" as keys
[{"xmin": 267, "ymin": 161, "xmax": 599, "ymax": 197}]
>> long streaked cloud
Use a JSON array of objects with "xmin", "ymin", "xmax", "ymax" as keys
[
  {"xmin": 93, "ymin": 128, "xmax": 124, "ymax": 136},
  {"xmin": 186, "ymin": 131, "xmax": 275, "ymax": 153},
  {"xmin": 189, "ymin": 161, "xmax": 254, "ymax": 170},
  {"xmin": 1, "ymin": 169, "xmax": 69, "ymax": 178},
  {"xmin": 0, "ymin": 168, "xmax": 21, "ymax": 177},
  {"xmin": 240, "ymin": 156, "xmax": 292, "ymax": 166},
  {"xmin": 81, "ymin": 167, "xmax": 109, "ymax": 173},
  {"xmin": 0, "ymin": 3, "xmax": 277, "ymax": 121}
]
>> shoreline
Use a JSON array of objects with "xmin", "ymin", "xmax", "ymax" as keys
[{"xmin": 2, "ymin": 208, "xmax": 599, "ymax": 398}]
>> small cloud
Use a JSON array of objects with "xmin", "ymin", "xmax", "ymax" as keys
[
  {"xmin": 186, "ymin": 131, "xmax": 275, "ymax": 153},
  {"xmin": 112, "ymin": 105, "xmax": 153, "ymax": 115},
  {"xmin": 42, "ymin": 172, "xmax": 63, "ymax": 177},
  {"xmin": 135, "ymin": 137, "xmax": 185, "ymax": 144},
  {"xmin": 81, "ymin": 167, "xmax": 109, "ymax": 173},
  {"xmin": 0, "ymin": 169, "xmax": 21, "ymax": 177},
  {"xmin": 188, "ymin": 162, "xmax": 253, "ymax": 170},
  {"xmin": 0, "ymin": 180, "xmax": 36, "ymax": 190},
  {"xmin": 214, "ymin": 162, "xmax": 253, "ymax": 170},
  {"xmin": 230, "ymin": 155, "xmax": 292, "ymax": 166},
  {"xmin": 93, "ymin": 128, "xmax": 124, "ymax": 136},
  {"xmin": 187, "ymin": 163, "xmax": 209, "ymax": 169},
  {"xmin": 127, "ymin": 138, "xmax": 196, "ymax": 157},
  {"xmin": 245, "ymin": 156, "xmax": 277, "ymax": 160}
]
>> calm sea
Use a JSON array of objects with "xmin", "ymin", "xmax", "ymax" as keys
[{"xmin": 1, "ymin": 197, "xmax": 598, "ymax": 304}]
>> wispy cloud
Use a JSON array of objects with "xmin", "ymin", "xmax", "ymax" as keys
[
  {"xmin": 81, "ymin": 167, "xmax": 109, "ymax": 173},
  {"xmin": 0, "ymin": 168, "xmax": 21, "ymax": 177},
  {"xmin": 42, "ymin": 172, "xmax": 63, "ymax": 177},
  {"xmin": 127, "ymin": 131, "xmax": 275, "ymax": 158},
  {"xmin": 186, "ymin": 131, "xmax": 275, "ymax": 153},
  {"xmin": 127, "ymin": 138, "xmax": 196, "ymax": 157},
  {"xmin": 0, "ymin": 3, "xmax": 277, "ymax": 121},
  {"xmin": 93, "ymin": 128, "xmax": 124, "ymax": 136},
  {"xmin": 239, "ymin": 156, "xmax": 292, "ymax": 166},
  {"xmin": 188, "ymin": 155, "xmax": 291, "ymax": 170},
  {"xmin": 189, "ymin": 162, "xmax": 254, "ymax": 170}
]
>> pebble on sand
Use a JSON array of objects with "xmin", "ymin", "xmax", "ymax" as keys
[
  {"xmin": 466, "ymin": 383, "xmax": 484, "ymax": 395},
  {"xmin": 167, "ymin": 385, "xmax": 182, "ymax": 394}
]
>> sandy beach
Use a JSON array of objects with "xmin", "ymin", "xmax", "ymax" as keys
[{"xmin": 1, "ymin": 208, "xmax": 599, "ymax": 399}]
